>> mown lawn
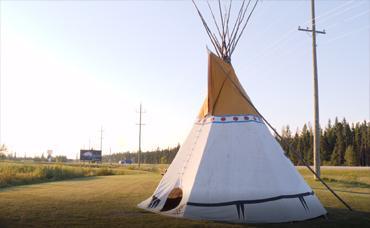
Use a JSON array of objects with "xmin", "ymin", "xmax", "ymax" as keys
[{"xmin": 0, "ymin": 167, "xmax": 369, "ymax": 227}]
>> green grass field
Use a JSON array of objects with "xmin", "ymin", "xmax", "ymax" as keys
[
  {"xmin": 0, "ymin": 161, "xmax": 164, "ymax": 188},
  {"xmin": 0, "ymin": 166, "xmax": 369, "ymax": 227}
]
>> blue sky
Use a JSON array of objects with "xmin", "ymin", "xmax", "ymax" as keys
[{"xmin": 0, "ymin": 0, "xmax": 369, "ymax": 158}]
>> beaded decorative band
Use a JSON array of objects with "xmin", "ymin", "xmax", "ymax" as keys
[{"xmin": 196, "ymin": 114, "xmax": 263, "ymax": 125}]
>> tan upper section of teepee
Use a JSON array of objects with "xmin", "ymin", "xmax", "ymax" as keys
[{"xmin": 198, "ymin": 52, "xmax": 259, "ymax": 118}]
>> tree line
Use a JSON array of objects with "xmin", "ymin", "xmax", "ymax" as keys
[
  {"xmin": 0, "ymin": 145, "xmax": 69, "ymax": 163},
  {"xmin": 102, "ymin": 144, "xmax": 180, "ymax": 164},
  {"xmin": 2, "ymin": 118, "xmax": 368, "ymax": 166},
  {"xmin": 105, "ymin": 118, "xmax": 369, "ymax": 166},
  {"xmin": 279, "ymin": 118, "xmax": 369, "ymax": 166}
]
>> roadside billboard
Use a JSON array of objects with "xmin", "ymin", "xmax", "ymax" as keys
[{"xmin": 80, "ymin": 149, "xmax": 102, "ymax": 161}]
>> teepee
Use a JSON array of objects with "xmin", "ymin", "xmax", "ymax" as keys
[{"xmin": 138, "ymin": 0, "xmax": 327, "ymax": 223}]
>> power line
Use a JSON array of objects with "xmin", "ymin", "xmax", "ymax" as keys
[
  {"xmin": 344, "ymin": 9, "xmax": 370, "ymax": 22},
  {"xmin": 324, "ymin": 25, "xmax": 370, "ymax": 44},
  {"xmin": 253, "ymin": 7, "xmax": 368, "ymax": 73},
  {"xmin": 246, "ymin": 5, "xmax": 368, "ymax": 76},
  {"xmin": 244, "ymin": 0, "xmax": 363, "ymax": 70},
  {"xmin": 314, "ymin": 0, "xmax": 359, "ymax": 24},
  {"xmin": 313, "ymin": 8, "xmax": 370, "ymax": 36}
]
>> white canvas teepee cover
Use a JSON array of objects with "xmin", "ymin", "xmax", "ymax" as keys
[{"xmin": 138, "ymin": 53, "xmax": 327, "ymax": 223}]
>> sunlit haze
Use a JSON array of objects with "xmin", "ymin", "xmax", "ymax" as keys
[{"xmin": 1, "ymin": 1, "xmax": 369, "ymax": 158}]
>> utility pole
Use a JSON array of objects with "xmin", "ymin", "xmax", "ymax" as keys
[
  {"xmin": 109, "ymin": 147, "xmax": 111, "ymax": 164},
  {"xmin": 136, "ymin": 103, "xmax": 145, "ymax": 168},
  {"xmin": 100, "ymin": 126, "xmax": 103, "ymax": 153},
  {"xmin": 298, "ymin": 0, "xmax": 326, "ymax": 180}
]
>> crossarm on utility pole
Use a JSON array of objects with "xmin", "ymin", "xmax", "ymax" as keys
[{"xmin": 298, "ymin": 26, "xmax": 326, "ymax": 34}]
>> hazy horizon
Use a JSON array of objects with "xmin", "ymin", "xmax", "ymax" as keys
[{"xmin": 1, "ymin": 0, "xmax": 369, "ymax": 159}]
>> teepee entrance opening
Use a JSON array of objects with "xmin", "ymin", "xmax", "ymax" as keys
[{"xmin": 161, "ymin": 188, "xmax": 183, "ymax": 212}]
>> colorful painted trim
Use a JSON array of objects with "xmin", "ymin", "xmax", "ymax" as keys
[
  {"xmin": 187, "ymin": 191, "xmax": 314, "ymax": 219},
  {"xmin": 195, "ymin": 114, "xmax": 263, "ymax": 125},
  {"xmin": 187, "ymin": 191, "xmax": 314, "ymax": 207}
]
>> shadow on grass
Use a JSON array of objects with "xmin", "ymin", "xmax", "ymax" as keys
[
  {"xmin": 1, "ymin": 205, "xmax": 369, "ymax": 227},
  {"xmin": 223, "ymin": 207, "xmax": 370, "ymax": 227},
  {"xmin": 312, "ymin": 187, "xmax": 370, "ymax": 196},
  {"xmin": 321, "ymin": 177, "xmax": 370, "ymax": 189},
  {"xmin": 322, "ymin": 207, "xmax": 370, "ymax": 227},
  {"xmin": 133, "ymin": 207, "xmax": 370, "ymax": 228},
  {"xmin": 252, "ymin": 208, "xmax": 370, "ymax": 227}
]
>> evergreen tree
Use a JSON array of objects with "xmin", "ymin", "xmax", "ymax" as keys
[
  {"xmin": 342, "ymin": 118, "xmax": 353, "ymax": 148},
  {"xmin": 330, "ymin": 146, "xmax": 341, "ymax": 165},
  {"xmin": 360, "ymin": 121, "xmax": 369, "ymax": 166},
  {"xmin": 331, "ymin": 122, "xmax": 346, "ymax": 165},
  {"xmin": 320, "ymin": 130, "xmax": 331, "ymax": 163},
  {"xmin": 353, "ymin": 123, "xmax": 362, "ymax": 165},
  {"xmin": 326, "ymin": 119, "xmax": 336, "ymax": 161},
  {"xmin": 300, "ymin": 124, "xmax": 313, "ymax": 164},
  {"xmin": 276, "ymin": 118, "xmax": 369, "ymax": 167},
  {"xmin": 344, "ymin": 145, "xmax": 357, "ymax": 166},
  {"xmin": 367, "ymin": 122, "xmax": 370, "ymax": 166},
  {"xmin": 290, "ymin": 130, "xmax": 300, "ymax": 165},
  {"xmin": 281, "ymin": 125, "xmax": 292, "ymax": 157}
]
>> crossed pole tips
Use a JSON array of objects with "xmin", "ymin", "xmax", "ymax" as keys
[{"xmin": 192, "ymin": 0, "xmax": 259, "ymax": 63}]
